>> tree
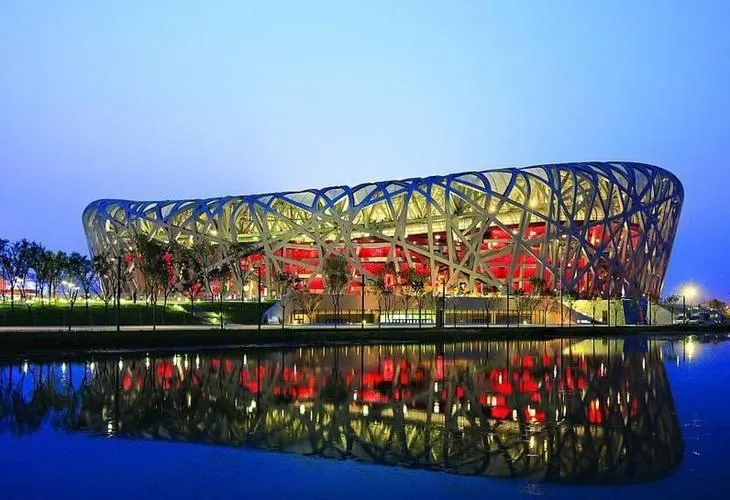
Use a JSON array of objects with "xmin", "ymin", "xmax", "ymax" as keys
[
  {"xmin": 370, "ymin": 261, "xmax": 398, "ymax": 325},
  {"xmin": 131, "ymin": 234, "xmax": 167, "ymax": 330},
  {"xmin": 403, "ymin": 268, "xmax": 431, "ymax": 328},
  {"xmin": 708, "ymin": 298, "xmax": 727, "ymax": 312},
  {"xmin": 292, "ymin": 289, "xmax": 322, "ymax": 325},
  {"xmin": 226, "ymin": 242, "xmax": 262, "ymax": 312},
  {"xmin": 45, "ymin": 251, "xmax": 68, "ymax": 302},
  {"xmin": 208, "ymin": 263, "xmax": 231, "ymax": 330},
  {"xmin": 274, "ymin": 271, "xmax": 296, "ymax": 328},
  {"xmin": 527, "ymin": 277, "xmax": 555, "ymax": 326},
  {"xmin": 72, "ymin": 254, "xmax": 96, "ymax": 311},
  {"xmin": 513, "ymin": 288, "xmax": 533, "ymax": 324},
  {"xmin": 26, "ymin": 242, "xmax": 49, "ymax": 306},
  {"xmin": 172, "ymin": 240, "xmax": 206, "ymax": 319},
  {"xmin": 564, "ymin": 289, "xmax": 579, "ymax": 326},
  {"xmin": 196, "ymin": 242, "xmax": 224, "ymax": 303},
  {"xmin": 158, "ymin": 247, "xmax": 177, "ymax": 315},
  {"xmin": 0, "ymin": 239, "xmax": 32, "ymax": 310},
  {"xmin": 61, "ymin": 253, "xmax": 83, "ymax": 330},
  {"xmin": 322, "ymin": 253, "xmax": 349, "ymax": 325},
  {"xmin": 480, "ymin": 283, "xmax": 499, "ymax": 326},
  {"xmin": 0, "ymin": 238, "xmax": 7, "ymax": 303},
  {"xmin": 529, "ymin": 277, "xmax": 548, "ymax": 325},
  {"xmin": 92, "ymin": 253, "xmax": 117, "ymax": 310},
  {"xmin": 662, "ymin": 295, "xmax": 680, "ymax": 323}
]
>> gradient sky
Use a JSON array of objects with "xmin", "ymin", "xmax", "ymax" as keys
[{"xmin": 1, "ymin": 1, "xmax": 729, "ymax": 298}]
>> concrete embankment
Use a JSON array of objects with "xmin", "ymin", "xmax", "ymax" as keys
[{"xmin": 0, "ymin": 324, "xmax": 726, "ymax": 355}]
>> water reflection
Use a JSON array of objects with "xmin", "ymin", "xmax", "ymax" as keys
[{"xmin": 0, "ymin": 337, "xmax": 686, "ymax": 484}]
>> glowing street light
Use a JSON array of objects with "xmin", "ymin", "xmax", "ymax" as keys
[
  {"xmin": 680, "ymin": 284, "xmax": 699, "ymax": 303},
  {"xmin": 678, "ymin": 283, "xmax": 701, "ymax": 320}
]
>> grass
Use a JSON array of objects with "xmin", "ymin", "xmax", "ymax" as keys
[{"xmin": 0, "ymin": 299, "xmax": 274, "ymax": 327}]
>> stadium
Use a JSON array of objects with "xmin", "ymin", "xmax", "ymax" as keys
[{"xmin": 82, "ymin": 161, "xmax": 683, "ymax": 322}]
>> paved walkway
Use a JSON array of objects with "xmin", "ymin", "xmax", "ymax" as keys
[{"xmin": 0, "ymin": 322, "xmax": 613, "ymax": 333}]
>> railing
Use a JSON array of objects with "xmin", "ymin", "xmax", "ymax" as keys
[{"xmin": 289, "ymin": 308, "xmax": 562, "ymax": 327}]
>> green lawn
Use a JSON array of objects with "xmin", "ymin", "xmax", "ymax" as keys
[{"xmin": 0, "ymin": 299, "xmax": 274, "ymax": 327}]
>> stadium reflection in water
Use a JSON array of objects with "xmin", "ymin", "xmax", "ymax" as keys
[{"xmin": 0, "ymin": 337, "xmax": 683, "ymax": 484}]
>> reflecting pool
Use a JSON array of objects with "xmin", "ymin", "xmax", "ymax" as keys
[{"xmin": 0, "ymin": 335, "xmax": 726, "ymax": 498}]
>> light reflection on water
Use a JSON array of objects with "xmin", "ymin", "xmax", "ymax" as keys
[{"xmin": 0, "ymin": 335, "xmax": 713, "ymax": 487}]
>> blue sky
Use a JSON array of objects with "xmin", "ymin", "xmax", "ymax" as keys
[{"xmin": 1, "ymin": 1, "xmax": 728, "ymax": 298}]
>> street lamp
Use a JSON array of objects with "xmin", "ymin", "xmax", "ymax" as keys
[
  {"xmin": 256, "ymin": 262, "xmax": 263, "ymax": 332},
  {"xmin": 505, "ymin": 281, "xmax": 511, "ymax": 328},
  {"xmin": 679, "ymin": 284, "xmax": 700, "ymax": 321},
  {"xmin": 434, "ymin": 262, "xmax": 449, "ymax": 328},
  {"xmin": 361, "ymin": 273, "xmax": 366, "ymax": 329},
  {"xmin": 113, "ymin": 256, "xmax": 122, "ymax": 332}
]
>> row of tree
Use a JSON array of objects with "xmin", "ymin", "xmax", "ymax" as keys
[
  {"xmin": 2, "ymin": 235, "xmax": 727, "ymax": 329},
  {"xmin": 0, "ymin": 238, "xmax": 97, "ymax": 312}
]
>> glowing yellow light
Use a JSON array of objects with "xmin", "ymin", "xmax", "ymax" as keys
[
  {"xmin": 679, "ymin": 283, "xmax": 701, "ymax": 302},
  {"xmin": 687, "ymin": 339, "xmax": 696, "ymax": 361},
  {"xmin": 363, "ymin": 405, "xmax": 369, "ymax": 417}
]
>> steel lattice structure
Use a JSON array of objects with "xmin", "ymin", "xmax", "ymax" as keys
[{"xmin": 83, "ymin": 161, "xmax": 683, "ymax": 297}]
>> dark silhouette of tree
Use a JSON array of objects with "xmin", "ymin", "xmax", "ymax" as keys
[
  {"xmin": 322, "ymin": 253, "xmax": 349, "ymax": 325},
  {"xmin": 92, "ymin": 253, "xmax": 117, "ymax": 310},
  {"xmin": 131, "ymin": 234, "xmax": 167, "ymax": 330},
  {"xmin": 0, "ymin": 239, "xmax": 32, "ymax": 309}
]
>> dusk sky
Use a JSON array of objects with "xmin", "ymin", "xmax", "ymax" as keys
[{"xmin": 1, "ymin": 1, "xmax": 729, "ymax": 298}]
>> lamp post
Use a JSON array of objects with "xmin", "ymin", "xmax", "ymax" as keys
[
  {"xmin": 503, "ymin": 240, "xmax": 516, "ymax": 328},
  {"xmin": 679, "ymin": 284, "xmax": 699, "ymax": 323},
  {"xmin": 361, "ymin": 273, "xmax": 365, "ymax": 329},
  {"xmin": 505, "ymin": 282, "xmax": 510, "ymax": 328},
  {"xmin": 682, "ymin": 294, "xmax": 686, "ymax": 320},
  {"xmin": 257, "ymin": 264, "xmax": 262, "ymax": 332},
  {"xmin": 646, "ymin": 294, "xmax": 651, "ymax": 326},
  {"xmin": 559, "ymin": 283, "xmax": 564, "ymax": 328},
  {"xmin": 441, "ymin": 277, "xmax": 447, "ymax": 328},
  {"xmin": 115, "ymin": 257, "xmax": 122, "ymax": 332},
  {"xmin": 219, "ymin": 270, "xmax": 224, "ymax": 331}
]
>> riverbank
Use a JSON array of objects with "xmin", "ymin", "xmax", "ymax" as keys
[{"xmin": 0, "ymin": 323, "xmax": 727, "ymax": 354}]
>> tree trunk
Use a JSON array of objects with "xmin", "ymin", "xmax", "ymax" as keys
[{"xmin": 152, "ymin": 293, "xmax": 157, "ymax": 331}]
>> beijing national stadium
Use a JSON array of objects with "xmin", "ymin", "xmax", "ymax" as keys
[{"xmin": 82, "ymin": 161, "xmax": 683, "ymax": 324}]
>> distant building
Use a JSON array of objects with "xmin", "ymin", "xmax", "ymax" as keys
[{"xmin": 82, "ymin": 162, "xmax": 683, "ymax": 299}]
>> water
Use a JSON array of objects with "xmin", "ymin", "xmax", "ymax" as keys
[{"xmin": 0, "ymin": 334, "xmax": 725, "ymax": 498}]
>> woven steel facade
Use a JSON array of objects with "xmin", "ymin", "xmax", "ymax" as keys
[{"xmin": 82, "ymin": 162, "xmax": 683, "ymax": 298}]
